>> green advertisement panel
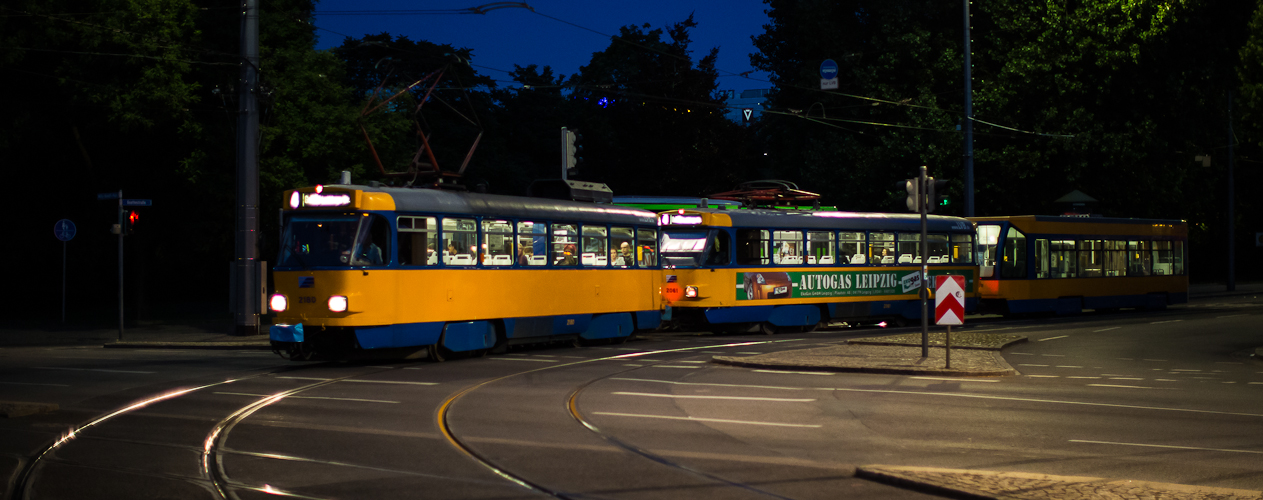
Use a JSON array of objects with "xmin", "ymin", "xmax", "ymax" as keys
[{"xmin": 736, "ymin": 269, "xmax": 975, "ymax": 301}]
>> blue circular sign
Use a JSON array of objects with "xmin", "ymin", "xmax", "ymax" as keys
[
  {"xmin": 820, "ymin": 59, "xmax": 839, "ymax": 79},
  {"xmin": 54, "ymin": 219, "xmax": 76, "ymax": 242}
]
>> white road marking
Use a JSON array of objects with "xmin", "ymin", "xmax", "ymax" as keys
[
  {"xmin": 1010, "ymin": 353, "xmax": 1035, "ymax": 356},
  {"xmin": 1215, "ymin": 362, "xmax": 1243, "ymax": 365},
  {"xmin": 1056, "ymin": 366, "xmax": 1084, "ymax": 368},
  {"xmin": 0, "ymin": 381, "xmax": 69, "ymax": 387},
  {"xmin": 1150, "ymin": 320, "xmax": 1183, "ymax": 324},
  {"xmin": 213, "ymin": 392, "xmax": 399, "ymax": 403},
  {"xmin": 1170, "ymin": 369, "xmax": 1202, "ymax": 372},
  {"xmin": 612, "ymin": 392, "xmax": 816, "ymax": 402},
  {"xmin": 366, "ymin": 366, "xmax": 397, "ymax": 369},
  {"xmin": 753, "ymin": 370, "xmax": 834, "ymax": 376},
  {"xmin": 593, "ymin": 412, "xmax": 821, "ymax": 428},
  {"xmin": 1087, "ymin": 384, "xmax": 1157, "ymax": 389},
  {"xmin": 1037, "ymin": 335, "xmax": 1069, "ymax": 342},
  {"xmin": 1026, "ymin": 375, "xmax": 1059, "ymax": 378},
  {"xmin": 1071, "ymin": 440, "xmax": 1263, "ymax": 455},
  {"xmin": 1216, "ymin": 314, "xmax": 1247, "ymax": 319},
  {"xmin": 735, "ymin": 352, "xmax": 763, "ymax": 355},
  {"xmin": 910, "ymin": 377, "xmax": 999, "ymax": 383},
  {"xmin": 649, "ymin": 366, "xmax": 701, "ymax": 369},
  {"xmin": 1040, "ymin": 354, "xmax": 1066, "ymax": 357},
  {"xmin": 491, "ymin": 358, "xmax": 559, "ymax": 363},
  {"xmin": 1155, "ymin": 379, "xmax": 1179, "ymax": 382},
  {"xmin": 1249, "ymin": 382, "xmax": 1263, "ymax": 385},
  {"xmin": 1018, "ymin": 364, "xmax": 1049, "ymax": 367},
  {"xmin": 611, "ymin": 378, "xmax": 1263, "ymax": 417},
  {"xmin": 1067, "ymin": 376, "xmax": 1102, "ymax": 379},
  {"xmin": 277, "ymin": 377, "xmax": 437, "ymax": 386},
  {"xmin": 675, "ymin": 360, "xmax": 708, "ymax": 363},
  {"xmin": 1094, "ymin": 327, "xmax": 1121, "ymax": 332},
  {"xmin": 34, "ymin": 367, "xmax": 155, "ymax": 374},
  {"xmin": 1108, "ymin": 377, "xmax": 1144, "ymax": 380},
  {"xmin": 622, "ymin": 364, "xmax": 643, "ymax": 367}
]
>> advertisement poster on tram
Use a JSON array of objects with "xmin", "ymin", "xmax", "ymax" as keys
[{"xmin": 736, "ymin": 270, "xmax": 975, "ymax": 301}]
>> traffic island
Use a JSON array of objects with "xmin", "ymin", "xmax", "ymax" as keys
[
  {"xmin": 0, "ymin": 401, "xmax": 58, "ymax": 418},
  {"xmin": 711, "ymin": 332, "xmax": 1026, "ymax": 376},
  {"xmin": 856, "ymin": 465, "xmax": 1263, "ymax": 500}
]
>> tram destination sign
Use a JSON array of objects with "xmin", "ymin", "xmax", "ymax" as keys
[{"xmin": 736, "ymin": 269, "xmax": 974, "ymax": 301}]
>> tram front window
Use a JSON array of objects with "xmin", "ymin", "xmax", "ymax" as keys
[
  {"xmin": 661, "ymin": 231, "xmax": 709, "ymax": 268},
  {"xmin": 278, "ymin": 214, "xmax": 362, "ymax": 268}
]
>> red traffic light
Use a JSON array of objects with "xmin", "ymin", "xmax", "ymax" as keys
[{"xmin": 128, "ymin": 211, "xmax": 139, "ymax": 224}]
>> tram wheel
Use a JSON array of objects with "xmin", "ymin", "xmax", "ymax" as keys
[
  {"xmin": 427, "ymin": 343, "xmax": 448, "ymax": 362},
  {"xmin": 759, "ymin": 322, "xmax": 778, "ymax": 335}
]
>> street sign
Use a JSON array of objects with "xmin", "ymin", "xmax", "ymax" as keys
[
  {"xmin": 742, "ymin": 108, "xmax": 753, "ymax": 123},
  {"xmin": 934, "ymin": 275, "xmax": 966, "ymax": 325},
  {"xmin": 97, "ymin": 192, "xmax": 120, "ymax": 200},
  {"xmin": 820, "ymin": 59, "xmax": 839, "ymax": 90},
  {"xmin": 54, "ymin": 219, "xmax": 76, "ymax": 241},
  {"xmin": 122, "ymin": 199, "xmax": 152, "ymax": 207}
]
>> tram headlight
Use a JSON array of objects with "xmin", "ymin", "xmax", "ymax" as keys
[
  {"xmin": 684, "ymin": 285, "xmax": 699, "ymax": 298},
  {"xmin": 327, "ymin": 295, "xmax": 348, "ymax": 313},
  {"xmin": 269, "ymin": 294, "xmax": 288, "ymax": 312}
]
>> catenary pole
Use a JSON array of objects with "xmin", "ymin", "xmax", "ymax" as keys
[
  {"xmin": 233, "ymin": 0, "xmax": 261, "ymax": 335},
  {"xmin": 963, "ymin": 0, "xmax": 975, "ymax": 217}
]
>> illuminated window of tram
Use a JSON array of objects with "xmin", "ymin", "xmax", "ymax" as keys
[
  {"xmin": 350, "ymin": 214, "xmax": 390, "ymax": 267},
  {"xmin": 806, "ymin": 231, "xmax": 835, "ymax": 265},
  {"xmin": 926, "ymin": 234, "xmax": 949, "ymax": 264},
  {"xmin": 1000, "ymin": 227, "xmax": 1027, "ymax": 278},
  {"xmin": 552, "ymin": 223, "xmax": 579, "ymax": 266},
  {"xmin": 397, "ymin": 216, "xmax": 437, "ymax": 266},
  {"xmin": 1172, "ymin": 241, "xmax": 1185, "ymax": 275},
  {"xmin": 1151, "ymin": 240, "xmax": 1175, "ymax": 276},
  {"xmin": 838, "ymin": 232, "xmax": 866, "ymax": 265},
  {"xmin": 442, "ymin": 218, "xmax": 477, "ymax": 266},
  {"xmin": 976, "ymin": 225, "xmax": 1001, "ymax": 269},
  {"xmin": 896, "ymin": 233, "xmax": 921, "ymax": 264},
  {"xmin": 1104, "ymin": 240, "xmax": 1127, "ymax": 277},
  {"xmin": 637, "ymin": 228, "xmax": 657, "ymax": 267},
  {"xmin": 772, "ymin": 230, "xmax": 803, "ymax": 265},
  {"xmin": 735, "ymin": 229, "xmax": 769, "ymax": 265},
  {"xmin": 1127, "ymin": 240, "xmax": 1152, "ymax": 276},
  {"xmin": 517, "ymin": 221, "xmax": 548, "ymax": 266},
  {"xmin": 481, "ymin": 219, "xmax": 514, "ymax": 266},
  {"xmin": 611, "ymin": 227, "xmax": 635, "ymax": 267},
  {"xmin": 870, "ymin": 232, "xmax": 895, "ymax": 265},
  {"xmin": 1078, "ymin": 240, "xmax": 1103, "ymax": 277},
  {"xmin": 950, "ymin": 234, "xmax": 973, "ymax": 264},
  {"xmin": 581, "ymin": 225, "xmax": 608, "ymax": 267}
]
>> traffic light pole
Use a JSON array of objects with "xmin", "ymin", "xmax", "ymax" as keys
[
  {"xmin": 117, "ymin": 189, "xmax": 124, "ymax": 341},
  {"xmin": 919, "ymin": 167, "xmax": 929, "ymax": 358}
]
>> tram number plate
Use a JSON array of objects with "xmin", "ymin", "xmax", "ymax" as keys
[{"xmin": 298, "ymin": 296, "xmax": 317, "ymax": 304}]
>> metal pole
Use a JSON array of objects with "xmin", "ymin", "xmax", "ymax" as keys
[
  {"xmin": 920, "ymin": 166, "xmax": 929, "ymax": 358},
  {"xmin": 945, "ymin": 325, "xmax": 952, "ymax": 369},
  {"xmin": 117, "ymin": 189, "xmax": 123, "ymax": 341},
  {"xmin": 1228, "ymin": 92, "xmax": 1235, "ymax": 292},
  {"xmin": 963, "ymin": 0, "xmax": 975, "ymax": 217},
  {"xmin": 234, "ymin": 0, "xmax": 261, "ymax": 335},
  {"xmin": 62, "ymin": 240, "xmax": 67, "ymax": 324}
]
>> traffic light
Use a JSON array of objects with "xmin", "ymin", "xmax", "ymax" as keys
[
  {"xmin": 126, "ymin": 210, "xmax": 138, "ymax": 234},
  {"xmin": 902, "ymin": 178, "xmax": 920, "ymax": 212},
  {"xmin": 927, "ymin": 178, "xmax": 949, "ymax": 213},
  {"xmin": 562, "ymin": 127, "xmax": 583, "ymax": 178}
]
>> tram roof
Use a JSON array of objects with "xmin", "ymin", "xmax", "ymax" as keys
[
  {"xmin": 355, "ymin": 185, "xmax": 658, "ymax": 225},
  {"xmin": 970, "ymin": 215, "xmax": 1187, "ymax": 226},
  {"xmin": 675, "ymin": 208, "xmax": 975, "ymax": 232}
]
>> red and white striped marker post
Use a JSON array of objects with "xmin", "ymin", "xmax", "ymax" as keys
[{"xmin": 934, "ymin": 275, "xmax": 966, "ymax": 368}]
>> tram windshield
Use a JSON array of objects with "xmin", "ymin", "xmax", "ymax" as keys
[
  {"xmin": 278, "ymin": 214, "xmax": 363, "ymax": 268},
  {"xmin": 661, "ymin": 230, "xmax": 709, "ymax": 267}
]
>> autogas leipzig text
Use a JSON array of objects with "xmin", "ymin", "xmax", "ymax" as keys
[{"xmin": 736, "ymin": 270, "xmax": 974, "ymax": 300}]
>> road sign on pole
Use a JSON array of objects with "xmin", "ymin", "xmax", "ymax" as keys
[
  {"xmin": 934, "ymin": 275, "xmax": 966, "ymax": 325},
  {"xmin": 820, "ymin": 59, "xmax": 839, "ymax": 90},
  {"xmin": 54, "ymin": 219, "xmax": 77, "ymax": 323},
  {"xmin": 121, "ymin": 199, "xmax": 152, "ymax": 207}
]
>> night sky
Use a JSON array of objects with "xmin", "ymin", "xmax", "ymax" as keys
[{"xmin": 310, "ymin": 0, "xmax": 774, "ymax": 92}]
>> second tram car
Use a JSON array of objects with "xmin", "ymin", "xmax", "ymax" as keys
[
  {"xmin": 971, "ymin": 215, "xmax": 1189, "ymax": 314},
  {"xmin": 268, "ymin": 184, "xmax": 662, "ymax": 359},
  {"xmin": 657, "ymin": 208, "xmax": 980, "ymax": 332}
]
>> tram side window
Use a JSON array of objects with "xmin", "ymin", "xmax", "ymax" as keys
[
  {"xmin": 1103, "ymin": 240, "xmax": 1127, "ymax": 276},
  {"xmin": 611, "ymin": 227, "xmax": 635, "ymax": 267},
  {"xmin": 351, "ymin": 214, "xmax": 391, "ymax": 267},
  {"xmin": 482, "ymin": 219, "xmax": 514, "ymax": 266},
  {"xmin": 1034, "ymin": 239, "xmax": 1050, "ymax": 278},
  {"xmin": 1151, "ymin": 241, "xmax": 1176, "ymax": 276},
  {"xmin": 735, "ymin": 229, "xmax": 769, "ymax": 265},
  {"xmin": 897, "ymin": 233, "xmax": 921, "ymax": 264},
  {"xmin": 1051, "ymin": 240, "xmax": 1077, "ymax": 278},
  {"xmin": 705, "ymin": 230, "xmax": 731, "ymax": 266},
  {"xmin": 1000, "ymin": 227, "xmax": 1027, "ymax": 278},
  {"xmin": 582, "ymin": 225, "xmax": 609, "ymax": 267},
  {"xmin": 773, "ymin": 230, "xmax": 803, "ymax": 265},
  {"xmin": 838, "ymin": 232, "xmax": 866, "ymax": 265},
  {"xmin": 552, "ymin": 223, "xmax": 579, "ymax": 266},
  {"xmin": 397, "ymin": 216, "xmax": 437, "ymax": 266},
  {"xmin": 1128, "ymin": 241, "xmax": 1152, "ymax": 276},
  {"xmin": 926, "ymin": 234, "xmax": 949, "ymax": 263},
  {"xmin": 517, "ymin": 221, "xmax": 547, "ymax": 266},
  {"xmin": 443, "ymin": 218, "xmax": 477, "ymax": 266},
  {"xmin": 1078, "ymin": 240, "xmax": 1103, "ymax": 277},
  {"xmin": 870, "ymin": 232, "xmax": 895, "ymax": 264},
  {"xmin": 1173, "ymin": 241, "xmax": 1185, "ymax": 275},
  {"xmin": 806, "ymin": 231, "xmax": 835, "ymax": 265},
  {"xmin": 950, "ymin": 234, "xmax": 973, "ymax": 264},
  {"xmin": 637, "ymin": 228, "xmax": 657, "ymax": 267}
]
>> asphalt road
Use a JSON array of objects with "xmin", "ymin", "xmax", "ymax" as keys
[{"xmin": 2, "ymin": 296, "xmax": 1260, "ymax": 499}]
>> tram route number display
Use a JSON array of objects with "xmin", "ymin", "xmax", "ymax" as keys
[{"xmin": 736, "ymin": 270, "xmax": 975, "ymax": 301}]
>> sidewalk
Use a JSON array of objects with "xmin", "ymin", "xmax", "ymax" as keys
[{"xmin": 857, "ymin": 466, "xmax": 1263, "ymax": 500}]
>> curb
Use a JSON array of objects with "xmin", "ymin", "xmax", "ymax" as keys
[
  {"xmin": 103, "ymin": 341, "xmax": 272, "ymax": 350},
  {"xmin": 856, "ymin": 465, "xmax": 1263, "ymax": 500},
  {"xmin": 710, "ymin": 350, "xmax": 1019, "ymax": 377}
]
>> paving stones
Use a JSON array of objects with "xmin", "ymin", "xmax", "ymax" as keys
[{"xmin": 857, "ymin": 466, "xmax": 1263, "ymax": 500}]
